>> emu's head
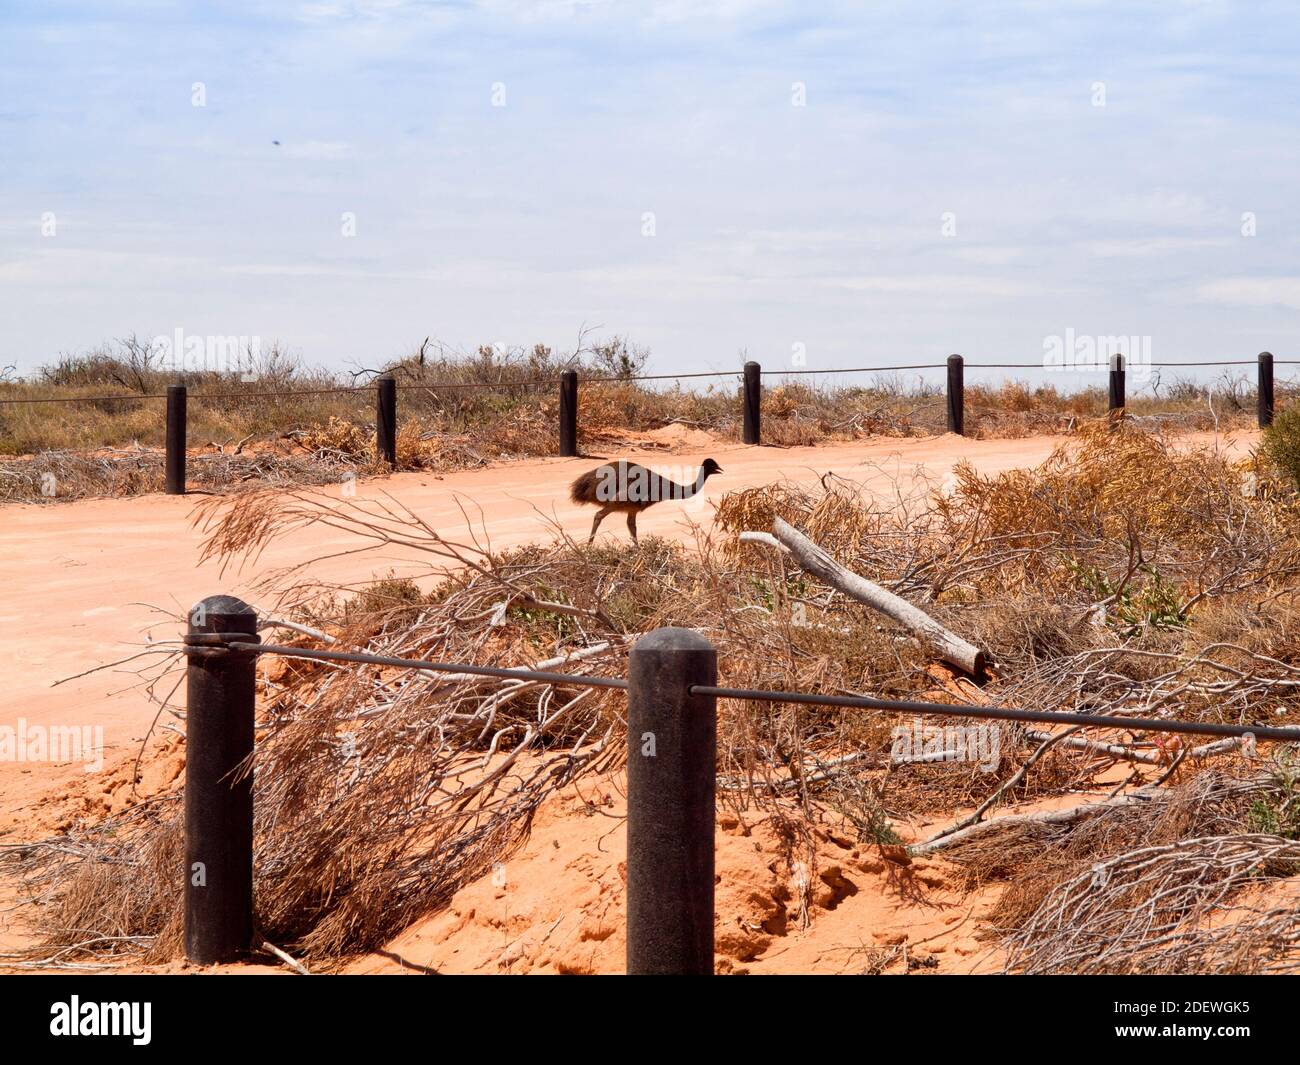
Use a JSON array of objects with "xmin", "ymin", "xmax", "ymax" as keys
[{"xmin": 700, "ymin": 458, "xmax": 723, "ymax": 478}]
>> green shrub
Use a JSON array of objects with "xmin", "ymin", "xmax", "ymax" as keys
[
  {"xmin": 344, "ymin": 575, "xmax": 432, "ymax": 631},
  {"xmin": 1262, "ymin": 403, "xmax": 1300, "ymax": 488}
]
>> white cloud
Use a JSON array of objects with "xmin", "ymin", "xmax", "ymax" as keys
[
  {"xmin": 1084, "ymin": 236, "xmax": 1232, "ymax": 258},
  {"xmin": 280, "ymin": 140, "xmax": 355, "ymax": 160},
  {"xmin": 1197, "ymin": 278, "xmax": 1300, "ymax": 311},
  {"xmin": 952, "ymin": 245, "xmax": 1029, "ymax": 266},
  {"xmin": 0, "ymin": 249, "xmax": 212, "ymax": 284},
  {"xmin": 1087, "ymin": 191, "xmax": 1214, "ymax": 227},
  {"xmin": 833, "ymin": 275, "xmax": 1028, "ymax": 299},
  {"xmin": 296, "ymin": 1, "xmax": 416, "ymax": 22}
]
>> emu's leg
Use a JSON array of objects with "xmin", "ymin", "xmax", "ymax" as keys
[
  {"xmin": 588, "ymin": 506, "xmax": 612, "ymax": 544},
  {"xmin": 627, "ymin": 510, "xmax": 638, "ymax": 543}
]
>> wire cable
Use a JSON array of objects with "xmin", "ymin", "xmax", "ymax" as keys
[
  {"xmin": 690, "ymin": 684, "xmax": 1300, "ymax": 742},
  {"xmin": 231, "ymin": 640, "xmax": 629, "ymax": 689},
  {"xmin": 221, "ymin": 639, "xmax": 1300, "ymax": 742}
]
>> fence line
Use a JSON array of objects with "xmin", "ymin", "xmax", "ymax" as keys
[
  {"xmin": 3, "ymin": 354, "xmax": 1291, "ymax": 406},
  {"xmin": 744, "ymin": 362, "xmax": 943, "ymax": 375},
  {"xmin": 226, "ymin": 638, "xmax": 631, "ymax": 689},
  {"xmin": 0, "ymin": 385, "xmax": 372, "ymax": 404},
  {"xmin": 2, "ymin": 352, "xmax": 1291, "ymax": 492},
  {"xmin": 691, "ymin": 684, "xmax": 1300, "ymax": 743},
  {"xmin": 181, "ymin": 598, "xmax": 1300, "ymax": 971}
]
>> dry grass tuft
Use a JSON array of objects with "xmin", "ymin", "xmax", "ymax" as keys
[{"xmin": 980, "ymin": 768, "xmax": 1300, "ymax": 974}]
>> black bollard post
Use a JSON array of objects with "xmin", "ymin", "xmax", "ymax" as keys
[
  {"xmin": 742, "ymin": 361, "xmax": 761, "ymax": 445},
  {"xmin": 559, "ymin": 369, "xmax": 578, "ymax": 457},
  {"xmin": 626, "ymin": 627, "xmax": 717, "ymax": 975},
  {"xmin": 183, "ymin": 595, "xmax": 259, "ymax": 964},
  {"xmin": 165, "ymin": 384, "xmax": 187, "ymax": 495},
  {"xmin": 1108, "ymin": 353, "xmax": 1126, "ymax": 415},
  {"xmin": 946, "ymin": 354, "xmax": 964, "ymax": 435},
  {"xmin": 1259, "ymin": 352, "xmax": 1275, "ymax": 428},
  {"xmin": 376, "ymin": 375, "xmax": 397, "ymax": 468}
]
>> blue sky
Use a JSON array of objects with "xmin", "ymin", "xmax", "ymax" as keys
[{"xmin": 2, "ymin": 0, "xmax": 1299, "ymax": 385}]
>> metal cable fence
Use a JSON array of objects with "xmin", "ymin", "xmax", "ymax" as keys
[
  {"xmin": 213, "ymin": 634, "xmax": 1300, "ymax": 743},
  {"xmin": 3, "ymin": 352, "xmax": 1291, "ymax": 496},
  {"xmin": 4, "ymin": 355, "xmax": 1292, "ymax": 407},
  {"xmin": 179, "ymin": 599, "xmax": 1300, "ymax": 973}
]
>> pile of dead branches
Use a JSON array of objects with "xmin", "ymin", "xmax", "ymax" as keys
[
  {"xmin": 983, "ymin": 769, "xmax": 1300, "ymax": 974},
  {"xmin": 5, "ymin": 488, "xmax": 936, "ymax": 966}
]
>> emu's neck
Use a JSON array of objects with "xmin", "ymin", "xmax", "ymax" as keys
[{"xmin": 661, "ymin": 470, "xmax": 707, "ymax": 500}]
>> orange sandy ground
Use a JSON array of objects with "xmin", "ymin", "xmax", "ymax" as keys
[
  {"xmin": 0, "ymin": 429, "xmax": 1262, "ymax": 973},
  {"xmin": 344, "ymin": 771, "xmax": 1006, "ymax": 976}
]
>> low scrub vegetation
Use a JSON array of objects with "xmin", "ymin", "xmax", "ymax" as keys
[
  {"xmin": 1262, "ymin": 402, "xmax": 1300, "ymax": 489},
  {"xmin": 1, "ymin": 335, "xmax": 1286, "ymax": 502},
  {"xmin": 8, "ymin": 425, "xmax": 1300, "ymax": 973}
]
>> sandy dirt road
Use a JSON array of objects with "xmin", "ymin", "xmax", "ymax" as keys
[{"xmin": 0, "ymin": 430, "xmax": 1257, "ymax": 824}]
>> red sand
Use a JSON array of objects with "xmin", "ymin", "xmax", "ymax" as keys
[{"xmin": 0, "ymin": 429, "xmax": 1260, "ymax": 970}]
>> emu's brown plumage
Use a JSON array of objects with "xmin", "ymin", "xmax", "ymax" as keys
[{"xmin": 569, "ymin": 458, "xmax": 722, "ymax": 543}]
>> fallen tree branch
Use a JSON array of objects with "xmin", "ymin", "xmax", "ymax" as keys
[
  {"xmin": 739, "ymin": 531, "xmax": 788, "ymax": 553},
  {"xmin": 914, "ymin": 727, "xmax": 1081, "ymax": 850},
  {"xmin": 1021, "ymin": 730, "xmax": 1245, "ymax": 766},
  {"xmin": 718, "ymin": 752, "xmax": 876, "ymax": 791},
  {"xmin": 260, "ymin": 618, "xmax": 338, "ymax": 644},
  {"xmin": 768, "ymin": 517, "xmax": 990, "ymax": 677},
  {"xmin": 1188, "ymin": 736, "xmax": 1246, "ymax": 759},
  {"xmin": 260, "ymin": 939, "xmax": 311, "ymax": 975},
  {"xmin": 1021, "ymin": 728, "xmax": 1161, "ymax": 765},
  {"xmin": 909, "ymin": 786, "xmax": 1164, "ymax": 857}
]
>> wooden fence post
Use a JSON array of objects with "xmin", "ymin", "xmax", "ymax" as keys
[
  {"xmin": 376, "ymin": 376, "xmax": 397, "ymax": 468},
  {"xmin": 946, "ymin": 354, "xmax": 964, "ymax": 435},
  {"xmin": 559, "ymin": 369, "xmax": 578, "ymax": 456},
  {"xmin": 1108, "ymin": 353, "xmax": 1125, "ymax": 415},
  {"xmin": 742, "ymin": 361, "xmax": 761, "ymax": 445},
  {"xmin": 1259, "ymin": 352, "xmax": 1275, "ymax": 428},
  {"xmin": 183, "ymin": 595, "xmax": 259, "ymax": 963},
  {"xmin": 165, "ymin": 384, "xmax": 187, "ymax": 495},
  {"xmin": 626, "ymin": 627, "xmax": 717, "ymax": 975}
]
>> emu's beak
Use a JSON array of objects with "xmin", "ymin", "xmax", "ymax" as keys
[{"xmin": 714, "ymin": 466, "xmax": 724, "ymax": 474}]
